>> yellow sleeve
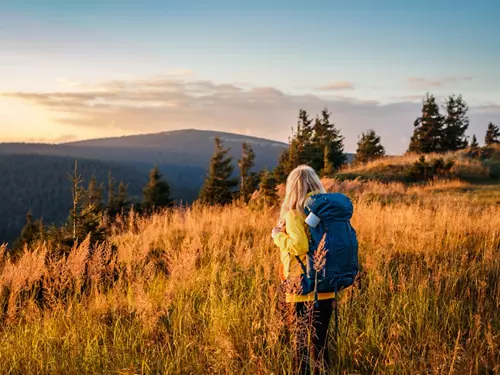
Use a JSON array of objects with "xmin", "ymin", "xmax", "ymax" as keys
[{"xmin": 273, "ymin": 211, "xmax": 309, "ymax": 256}]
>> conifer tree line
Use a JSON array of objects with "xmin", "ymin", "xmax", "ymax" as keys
[
  {"xmin": 408, "ymin": 93, "xmax": 499, "ymax": 153},
  {"xmin": 13, "ymin": 161, "xmax": 175, "ymax": 257},
  {"xmin": 274, "ymin": 109, "xmax": 347, "ymax": 181},
  {"xmin": 198, "ymin": 98, "xmax": 499, "ymax": 208}
]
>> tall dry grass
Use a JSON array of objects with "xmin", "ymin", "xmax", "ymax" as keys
[
  {"xmin": 337, "ymin": 152, "xmax": 492, "ymax": 182},
  {"xmin": 0, "ymin": 186, "xmax": 499, "ymax": 374}
]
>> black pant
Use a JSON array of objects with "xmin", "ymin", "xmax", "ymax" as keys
[{"xmin": 293, "ymin": 299, "xmax": 334, "ymax": 375}]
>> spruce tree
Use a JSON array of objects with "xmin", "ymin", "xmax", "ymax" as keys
[
  {"xmin": 68, "ymin": 161, "xmax": 85, "ymax": 241},
  {"xmin": 296, "ymin": 109, "xmax": 314, "ymax": 163},
  {"xmin": 408, "ymin": 93, "xmax": 445, "ymax": 153},
  {"xmin": 198, "ymin": 137, "xmax": 238, "ymax": 205},
  {"xmin": 258, "ymin": 169, "xmax": 279, "ymax": 206},
  {"xmin": 83, "ymin": 175, "xmax": 104, "ymax": 212},
  {"xmin": 322, "ymin": 145, "xmax": 335, "ymax": 177},
  {"xmin": 274, "ymin": 108, "xmax": 346, "ymax": 178},
  {"xmin": 116, "ymin": 181, "xmax": 130, "ymax": 213},
  {"xmin": 485, "ymin": 122, "xmax": 500, "ymax": 146},
  {"xmin": 107, "ymin": 172, "xmax": 117, "ymax": 214},
  {"xmin": 107, "ymin": 173, "xmax": 130, "ymax": 217},
  {"xmin": 285, "ymin": 110, "xmax": 314, "ymax": 172},
  {"xmin": 80, "ymin": 175, "xmax": 106, "ymax": 243},
  {"xmin": 12, "ymin": 211, "xmax": 44, "ymax": 255},
  {"xmin": 287, "ymin": 140, "xmax": 301, "ymax": 173},
  {"xmin": 470, "ymin": 134, "xmax": 479, "ymax": 149},
  {"xmin": 315, "ymin": 109, "xmax": 346, "ymax": 172},
  {"xmin": 355, "ymin": 129, "xmax": 386, "ymax": 164},
  {"xmin": 142, "ymin": 166, "xmax": 173, "ymax": 212},
  {"xmin": 274, "ymin": 149, "xmax": 290, "ymax": 183},
  {"xmin": 238, "ymin": 142, "xmax": 259, "ymax": 202},
  {"xmin": 442, "ymin": 95, "xmax": 469, "ymax": 151}
]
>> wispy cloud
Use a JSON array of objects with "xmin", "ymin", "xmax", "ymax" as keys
[
  {"xmin": 166, "ymin": 68, "xmax": 194, "ymax": 77},
  {"xmin": 389, "ymin": 94, "xmax": 426, "ymax": 101},
  {"xmin": 408, "ymin": 76, "xmax": 474, "ymax": 87},
  {"xmin": 1, "ymin": 76, "xmax": 498, "ymax": 154},
  {"xmin": 314, "ymin": 81, "xmax": 354, "ymax": 91}
]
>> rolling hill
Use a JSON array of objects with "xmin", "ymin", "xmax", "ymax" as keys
[
  {"xmin": 0, "ymin": 129, "xmax": 286, "ymax": 170},
  {"xmin": 0, "ymin": 130, "xmax": 288, "ymax": 244}
]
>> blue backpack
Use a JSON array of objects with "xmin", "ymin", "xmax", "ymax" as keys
[{"xmin": 295, "ymin": 193, "xmax": 359, "ymax": 298}]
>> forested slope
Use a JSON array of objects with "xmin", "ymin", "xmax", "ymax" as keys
[{"xmin": 0, "ymin": 154, "xmax": 202, "ymax": 244}]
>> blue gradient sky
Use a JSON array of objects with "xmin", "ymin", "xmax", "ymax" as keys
[{"xmin": 1, "ymin": 0, "xmax": 499, "ymax": 153}]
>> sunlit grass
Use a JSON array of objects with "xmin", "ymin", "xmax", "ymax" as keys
[
  {"xmin": 337, "ymin": 150, "xmax": 497, "ymax": 182},
  {"xmin": 1, "ymin": 183, "xmax": 499, "ymax": 374}
]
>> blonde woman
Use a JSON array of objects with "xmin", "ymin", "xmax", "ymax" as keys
[{"xmin": 272, "ymin": 165, "xmax": 335, "ymax": 375}]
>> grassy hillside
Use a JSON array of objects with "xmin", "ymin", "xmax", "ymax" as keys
[
  {"xmin": 1, "ymin": 181, "xmax": 499, "ymax": 374},
  {"xmin": 336, "ymin": 144, "xmax": 500, "ymax": 183}
]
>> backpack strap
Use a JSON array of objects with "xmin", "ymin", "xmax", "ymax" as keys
[{"xmin": 294, "ymin": 255, "xmax": 307, "ymax": 275}]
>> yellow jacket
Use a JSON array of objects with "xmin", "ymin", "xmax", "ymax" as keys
[{"xmin": 273, "ymin": 209, "xmax": 335, "ymax": 303}]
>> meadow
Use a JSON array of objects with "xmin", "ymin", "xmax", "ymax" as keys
[{"xmin": 0, "ymin": 179, "xmax": 499, "ymax": 374}]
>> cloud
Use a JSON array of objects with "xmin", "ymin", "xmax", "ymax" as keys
[
  {"xmin": 15, "ymin": 134, "xmax": 79, "ymax": 144},
  {"xmin": 389, "ymin": 94, "xmax": 426, "ymax": 101},
  {"xmin": 2, "ymin": 77, "xmax": 499, "ymax": 154},
  {"xmin": 408, "ymin": 77, "xmax": 443, "ymax": 87},
  {"xmin": 166, "ymin": 68, "xmax": 194, "ymax": 77},
  {"xmin": 314, "ymin": 81, "xmax": 354, "ymax": 91},
  {"xmin": 56, "ymin": 77, "xmax": 84, "ymax": 89},
  {"xmin": 408, "ymin": 76, "xmax": 474, "ymax": 87}
]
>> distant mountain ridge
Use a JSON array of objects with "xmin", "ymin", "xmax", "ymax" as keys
[
  {"xmin": 0, "ymin": 129, "xmax": 287, "ymax": 171},
  {"xmin": 64, "ymin": 129, "xmax": 286, "ymax": 148}
]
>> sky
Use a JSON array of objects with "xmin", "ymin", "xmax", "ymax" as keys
[{"xmin": 0, "ymin": 0, "xmax": 499, "ymax": 154}]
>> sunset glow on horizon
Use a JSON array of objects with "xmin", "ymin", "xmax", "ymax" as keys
[{"xmin": 1, "ymin": 0, "xmax": 499, "ymax": 153}]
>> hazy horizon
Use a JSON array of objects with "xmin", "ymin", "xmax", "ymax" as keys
[{"xmin": 1, "ymin": 0, "xmax": 499, "ymax": 153}]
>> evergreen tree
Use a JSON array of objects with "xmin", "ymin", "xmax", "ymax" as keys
[
  {"xmin": 354, "ymin": 129, "xmax": 386, "ymax": 164},
  {"xmin": 258, "ymin": 169, "xmax": 279, "ymax": 206},
  {"xmin": 142, "ymin": 166, "xmax": 173, "ymax": 212},
  {"xmin": 296, "ymin": 109, "xmax": 314, "ymax": 162},
  {"xmin": 67, "ymin": 161, "xmax": 85, "ymax": 241},
  {"xmin": 107, "ymin": 172, "xmax": 130, "ymax": 217},
  {"xmin": 470, "ymin": 134, "xmax": 479, "ymax": 149},
  {"xmin": 312, "ymin": 109, "xmax": 347, "ymax": 173},
  {"xmin": 322, "ymin": 145, "xmax": 335, "ymax": 177},
  {"xmin": 12, "ymin": 211, "xmax": 44, "ymax": 256},
  {"xmin": 274, "ymin": 149, "xmax": 290, "ymax": 183},
  {"xmin": 107, "ymin": 171, "xmax": 117, "ymax": 212},
  {"xmin": 116, "ymin": 181, "xmax": 130, "ymax": 213},
  {"xmin": 274, "ymin": 108, "xmax": 346, "ymax": 179},
  {"xmin": 198, "ymin": 137, "xmax": 238, "ymax": 205},
  {"xmin": 467, "ymin": 134, "xmax": 482, "ymax": 159},
  {"xmin": 285, "ymin": 110, "xmax": 314, "ymax": 171},
  {"xmin": 442, "ymin": 95, "xmax": 469, "ymax": 151},
  {"xmin": 408, "ymin": 93, "xmax": 445, "ymax": 153},
  {"xmin": 485, "ymin": 122, "xmax": 500, "ymax": 146},
  {"xmin": 287, "ymin": 140, "xmax": 301, "ymax": 172},
  {"xmin": 80, "ymin": 175, "xmax": 106, "ymax": 243},
  {"xmin": 84, "ymin": 175, "xmax": 104, "ymax": 212},
  {"xmin": 65, "ymin": 168, "xmax": 106, "ymax": 245},
  {"xmin": 238, "ymin": 142, "xmax": 259, "ymax": 202},
  {"xmin": 406, "ymin": 156, "xmax": 454, "ymax": 182}
]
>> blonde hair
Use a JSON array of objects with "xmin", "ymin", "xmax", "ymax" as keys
[{"xmin": 279, "ymin": 165, "xmax": 326, "ymax": 221}]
